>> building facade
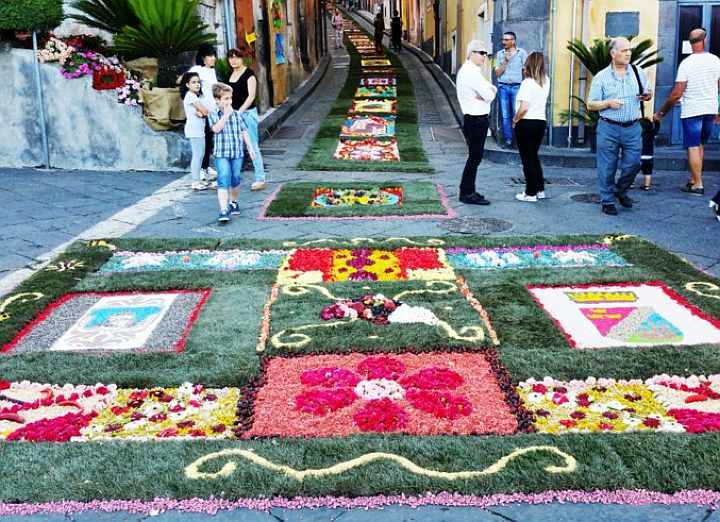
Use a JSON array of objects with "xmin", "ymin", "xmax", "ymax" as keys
[{"xmin": 364, "ymin": 0, "xmax": 719, "ymax": 148}]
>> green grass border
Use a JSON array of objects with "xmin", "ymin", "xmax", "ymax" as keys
[
  {"xmin": 262, "ymin": 181, "xmax": 447, "ymax": 218},
  {"xmin": 296, "ymin": 24, "xmax": 432, "ymax": 172}
]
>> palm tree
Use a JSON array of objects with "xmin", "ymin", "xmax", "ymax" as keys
[
  {"xmin": 113, "ymin": 0, "xmax": 215, "ymax": 86},
  {"xmin": 70, "ymin": 0, "xmax": 140, "ymax": 36}
]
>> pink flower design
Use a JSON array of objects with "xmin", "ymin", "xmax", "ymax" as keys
[{"xmin": 293, "ymin": 355, "xmax": 473, "ymax": 432}]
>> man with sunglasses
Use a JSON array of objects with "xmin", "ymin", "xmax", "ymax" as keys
[
  {"xmin": 456, "ymin": 40, "xmax": 497, "ymax": 205},
  {"xmin": 654, "ymin": 28, "xmax": 720, "ymax": 197},
  {"xmin": 495, "ymin": 32, "xmax": 527, "ymax": 147}
]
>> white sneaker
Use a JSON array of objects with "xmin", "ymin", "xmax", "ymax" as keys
[
  {"xmin": 251, "ymin": 181, "xmax": 267, "ymax": 191},
  {"xmin": 206, "ymin": 167, "xmax": 218, "ymax": 181},
  {"xmin": 536, "ymin": 191, "xmax": 546, "ymax": 200},
  {"xmin": 191, "ymin": 181, "xmax": 209, "ymax": 191},
  {"xmin": 710, "ymin": 200, "xmax": 720, "ymax": 222},
  {"xmin": 516, "ymin": 193, "xmax": 538, "ymax": 202}
]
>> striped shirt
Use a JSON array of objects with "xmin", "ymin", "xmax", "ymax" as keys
[
  {"xmin": 588, "ymin": 64, "xmax": 648, "ymax": 123},
  {"xmin": 676, "ymin": 52, "xmax": 720, "ymax": 119},
  {"xmin": 208, "ymin": 109, "xmax": 247, "ymax": 159}
]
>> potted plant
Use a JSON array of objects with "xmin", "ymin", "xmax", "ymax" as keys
[
  {"xmin": 564, "ymin": 37, "xmax": 663, "ymax": 150},
  {"xmin": 111, "ymin": 0, "xmax": 215, "ymax": 129}
]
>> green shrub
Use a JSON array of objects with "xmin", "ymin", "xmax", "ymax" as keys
[{"xmin": 0, "ymin": 0, "xmax": 64, "ymax": 30}]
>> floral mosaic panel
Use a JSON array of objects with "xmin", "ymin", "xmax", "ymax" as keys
[
  {"xmin": 333, "ymin": 139, "xmax": 400, "ymax": 161},
  {"xmin": 276, "ymin": 248, "xmax": 454, "ymax": 284},
  {"xmin": 99, "ymin": 249, "xmax": 288, "ymax": 274},
  {"xmin": 264, "ymin": 279, "xmax": 495, "ymax": 353},
  {"xmin": 0, "ymin": 380, "xmax": 239, "ymax": 442},
  {"xmin": 527, "ymin": 282, "xmax": 720, "ymax": 349},
  {"xmin": 310, "ymin": 187, "xmax": 403, "ymax": 208},
  {"xmin": 82, "ymin": 383, "xmax": 239, "ymax": 440},
  {"xmin": 246, "ymin": 353, "xmax": 518, "ymax": 437},
  {"xmin": 355, "ymin": 86, "xmax": 397, "ymax": 98},
  {"xmin": 647, "ymin": 375, "xmax": 720, "ymax": 433},
  {"xmin": 518, "ymin": 377, "xmax": 682, "ymax": 434},
  {"xmin": 3, "ymin": 290, "xmax": 210, "ymax": 354},
  {"xmin": 361, "ymin": 59, "xmax": 392, "ymax": 67},
  {"xmin": 0, "ymin": 381, "xmax": 117, "ymax": 442},
  {"xmin": 360, "ymin": 77, "xmax": 397, "ymax": 86},
  {"xmin": 446, "ymin": 244, "xmax": 630, "ymax": 271},
  {"xmin": 349, "ymin": 99, "xmax": 397, "ymax": 114},
  {"xmin": 340, "ymin": 115, "xmax": 396, "ymax": 139}
]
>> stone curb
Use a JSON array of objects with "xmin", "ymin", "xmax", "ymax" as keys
[
  {"xmin": 258, "ymin": 53, "xmax": 332, "ymax": 141},
  {"xmin": 351, "ymin": 10, "xmax": 717, "ymax": 172}
]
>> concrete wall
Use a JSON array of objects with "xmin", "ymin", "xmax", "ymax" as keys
[{"xmin": 0, "ymin": 48, "xmax": 190, "ymax": 171}]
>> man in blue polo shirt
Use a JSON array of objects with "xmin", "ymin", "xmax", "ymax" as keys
[
  {"xmin": 495, "ymin": 32, "xmax": 527, "ymax": 147},
  {"xmin": 588, "ymin": 37, "xmax": 652, "ymax": 216}
]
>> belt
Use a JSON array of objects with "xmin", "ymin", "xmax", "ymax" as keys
[
  {"xmin": 465, "ymin": 114, "xmax": 489, "ymax": 118},
  {"xmin": 499, "ymin": 82, "xmax": 520, "ymax": 86},
  {"xmin": 600, "ymin": 117, "xmax": 638, "ymax": 128}
]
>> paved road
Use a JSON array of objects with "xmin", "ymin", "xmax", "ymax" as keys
[{"xmin": 1, "ymin": 25, "xmax": 719, "ymax": 522}]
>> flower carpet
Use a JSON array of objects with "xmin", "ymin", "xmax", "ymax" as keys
[
  {"xmin": 2, "ymin": 234, "xmax": 720, "ymax": 514},
  {"xmin": 256, "ymin": 181, "xmax": 455, "ymax": 220},
  {"xmin": 298, "ymin": 16, "xmax": 430, "ymax": 172}
]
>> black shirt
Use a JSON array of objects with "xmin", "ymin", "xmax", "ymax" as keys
[{"xmin": 228, "ymin": 67, "xmax": 257, "ymax": 111}]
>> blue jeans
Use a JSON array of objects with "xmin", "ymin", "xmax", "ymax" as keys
[
  {"xmin": 241, "ymin": 108, "xmax": 265, "ymax": 183},
  {"xmin": 596, "ymin": 119, "xmax": 641, "ymax": 205},
  {"xmin": 498, "ymin": 83, "xmax": 520, "ymax": 144},
  {"xmin": 215, "ymin": 156, "xmax": 242, "ymax": 189}
]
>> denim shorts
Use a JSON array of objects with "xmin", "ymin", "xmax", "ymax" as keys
[
  {"xmin": 215, "ymin": 157, "xmax": 242, "ymax": 189},
  {"xmin": 682, "ymin": 114, "xmax": 715, "ymax": 148}
]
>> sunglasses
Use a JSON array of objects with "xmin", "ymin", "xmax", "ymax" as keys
[{"xmin": 472, "ymin": 50, "xmax": 488, "ymax": 56}]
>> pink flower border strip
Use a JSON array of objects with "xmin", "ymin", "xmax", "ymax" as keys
[
  {"xmin": 2, "ymin": 489, "xmax": 718, "ymax": 516},
  {"xmin": 257, "ymin": 184, "xmax": 457, "ymax": 221}
]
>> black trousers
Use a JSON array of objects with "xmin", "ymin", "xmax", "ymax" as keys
[
  {"xmin": 514, "ymin": 119, "xmax": 546, "ymax": 196},
  {"xmin": 713, "ymin": 190, "xmax": 720, "ymax": 205},
  {"xmin": 202, "ymin": 119, "xmax": 214, "ymax": 170},
  {"xmin": 460, "ymin": 114, "xmax": 489, "ymax": 196}
]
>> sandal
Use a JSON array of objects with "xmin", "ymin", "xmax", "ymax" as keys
[{"xmin": 641, "ymin": 185, "xmax": 652, "ymax": 191}]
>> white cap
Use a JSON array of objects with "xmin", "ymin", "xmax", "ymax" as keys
[{"xmin": 466, "ymin": 40, "xmax": 488, "ymax": 59}]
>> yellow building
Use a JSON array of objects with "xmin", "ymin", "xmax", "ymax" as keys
[{"xmin": 370, "ymin": 0, "xmax": 711, "ymax": 147}]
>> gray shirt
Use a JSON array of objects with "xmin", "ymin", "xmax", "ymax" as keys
[{"xmin": 495, "ymin": 48, "xmax": 527, "ymax": 84}]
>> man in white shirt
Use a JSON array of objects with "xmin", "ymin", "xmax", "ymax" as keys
[
  {"xmin": 456, "ymin": 40, "xmax": 497, "ymax": 205},
  {"xmin": 655, "ymin": 28, "xmax": 720, "ymax": 196}
]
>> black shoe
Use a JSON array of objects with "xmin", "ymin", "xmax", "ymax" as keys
[
  {"xmin": 617, "ymin": 194, "xmax": 633, "ymax": 208},
  {"xmin": 459, "ymin": 192, "xmax": 490, "ymax": 205},
  {"xmin": 680, "ymin": 185, "xmax": 705, "ymax": 196},
  {"xmin": 602, "ymin": 204, "xmax": 618, "ymax": 216}
]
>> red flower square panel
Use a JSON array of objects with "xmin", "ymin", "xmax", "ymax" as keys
[{"xmin": 246, "ymin": 352, "xmax": 518, "ymax": 437}]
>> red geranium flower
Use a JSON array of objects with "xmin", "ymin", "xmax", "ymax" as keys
[{"xmin": 294, "ymin": 355, "xmax": 473, "ymax": 432}]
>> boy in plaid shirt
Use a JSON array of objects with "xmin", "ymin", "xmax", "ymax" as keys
[{"xmin": 209, "ymin": 82, "xmax": 250, "ymax": 223}]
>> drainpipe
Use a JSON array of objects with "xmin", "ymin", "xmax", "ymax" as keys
[
  {"xmin": 222, "ymin": 0, "xmax": 235, "ymax": 51},
  {"xmin": 578, "ymin": 0, "xmax": 590, "ymax": 144},
  {"xmin": 32, "ymin": 30, "xmax": 50, "ymax": 169},
  {"xmin": 567, "ymin": 0, "xmax": 578, "ymax": 148},
  {"xmin": 548, "ymin": 0, "xmax": 556, "ymax": 146}
]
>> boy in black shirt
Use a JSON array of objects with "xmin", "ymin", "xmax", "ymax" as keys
[{"xmin": 639, "ymin": 118, "xmax": 661, "ymax": 191}]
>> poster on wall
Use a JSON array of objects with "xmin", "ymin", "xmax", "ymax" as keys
[{"xmin": 275, "ymin": 32, "xmax": 286, "ymax": 65}]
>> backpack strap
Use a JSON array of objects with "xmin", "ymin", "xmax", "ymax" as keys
[{"xmin": 631, "ymin": 64, "xmax": 645, "ymax": 119}]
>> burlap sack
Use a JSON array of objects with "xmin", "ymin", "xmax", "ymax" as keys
[
  {"xmin": 125, "ymin": 57, "xmax": 158, "ymax": 81},
  {"xmin": 141, "ymin": 87, "xmax": 185, "ymax": 131}
]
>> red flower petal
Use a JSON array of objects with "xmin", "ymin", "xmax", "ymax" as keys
[
  {"xmin": 353, "ymin": 398, "xmax": 409, "ymax": 432},
  {"xmin": 406, "ymin": 389, "xmax": 473, "ymax": 420},
  {"xmin": 357, "ymin": 355, "xmax": 405, "ymax": 380},
  {"xmin": 294, "ymin": 388, "xmax": 357, "ymax": 415},
  {"xmin": 0, "ymin": 380, "xmax": 11, "ymax": 391},
  {"xmin": 400, "ymin": 367, "xmax": 464, "ymax": 390},
  {"xmin": 300, "ymin": 367, "xmax": 360, "ymax": 388}
]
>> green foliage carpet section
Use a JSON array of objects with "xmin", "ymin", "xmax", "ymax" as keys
[
  {"xmin": 2, "ymin": 433, "xmax": 720, "ymax": 502},
  {"xmin": 0, "ymin": 0, "xmax": 64, "ymax": 30},
  {"xmin": 263, "ymin": 181, "xmax": 446, "ymax": 218}
]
